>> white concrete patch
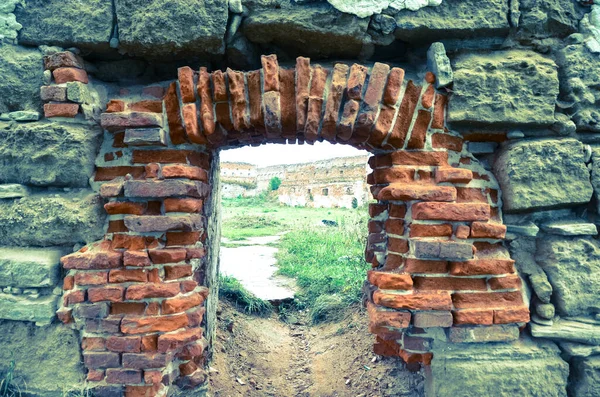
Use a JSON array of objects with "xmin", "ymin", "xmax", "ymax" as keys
[{"xmin": 326, "ymin": 0, "xmax": 442, "ymax": 19}]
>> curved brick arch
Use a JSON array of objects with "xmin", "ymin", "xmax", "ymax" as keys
[{"xmin": 55, "ymin": 54, "xmax": 529, "ymax": 396}]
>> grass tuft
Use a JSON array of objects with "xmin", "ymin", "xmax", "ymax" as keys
[
  {"xmin": 219, "ymin": 275, "xmax": 273, "ymax": 315},
  {"xmin": 0, "ymin": 360, "xmax": 22, "ymax": 397}
]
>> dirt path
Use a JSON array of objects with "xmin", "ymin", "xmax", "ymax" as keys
[{"xmin": 209, "ymin": 302, "xmax": 424, "ymax": 397}]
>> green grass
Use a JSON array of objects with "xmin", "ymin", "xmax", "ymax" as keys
[
  {"xmin": 219, "ymin": 275, "xmax": 273, "ymax": 315},
  {"xmin": 0, "ymin": 360, "xmax": 22, "ymax": 397},
  {"xmin": 275, "ymin": 211, "xmax": 370, "ymax": 323}
]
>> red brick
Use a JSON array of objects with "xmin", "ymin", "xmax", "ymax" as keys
[
  {"xmin": 390, "ymin": 151, "xmax": 448, "ymax": 166},
  {"xmin": 383, "ymin": 67, "xmax": 405, "ymax": 105},
  {"xmin": 44, "ymin": 103, "xmax": 79, "ymax": 118},
  {"xmin": 227, "ymin": 68, "xmax": 249, "ymax": 131},
  {"xmin": 367, "ymin": 302, "xmax": 411, "ymax": 330},
  {"xmin": 181, "ymin": 280, "xmax": 198, "ymax": 293},
  {"xmin": 166, "ymin": 232, "xmax": 200, "ymax": 246},
  {"xmin": 162, "ymin": 293, "xmax": 203, "ymax": 315},
  {"xmin": 431, "ymin": 133, "xmax": 463, "ymax": 152},
  {"xmin": 106, "ymin": 369, "xmax": 142, "ymax": 385},
  {"xmin": 412, "ymin": 202, "xmax": 490, "ymax": 221},
  {"xmin": 453, "ymin": 309, "xmax": 494, "ymax": 325},
  {"xmin": 421, "ymin": 85, "xmax": 435, "ymax": 109},
  {"xmin": 44, "ymin": 51, "xmax": 84, "ymax": 70},
  {"xmin": 321, "ymin": 63, "xmax": 349, "ymax": 141},
  {"xmin": 158, "ymin": 327, "xmax": 202, "ymax": 353},
  {"xmin": 87, "ymin": 369, "xmax": 104, "ymax": 382},
  {"xmin": 187, "ymin": 306, "xmax": 206, "ymax": 327},
  {"xmin": 455, "ymin": 225, "xmax": 470, "ymax": 239},
  {"xmin": 83, "ymin": 352, "xmax": 120, "ymax": 369},
  {"xmin": 463, "ymin": 131, "xmax": 508, "ymax": 142},
  {"xmin": 100, "ymin": 112, "xmax": 163, "ymax": 132},
  {"xmin": 88, "ymin": 286, "xmax": 124, "ymax": 303},
  {"xmin": 162, "ymin": 164, "xmax": 207, "ymax": 181},
  {"xmin": 378, "ymin": 183, "xmax": 456, "ymax": 202},
  {"xmin": 109, "ymin": 269, "xmax": 147, "ymax": 283},
  {"xmin": 128, "ymin": 100, "xmax": 163, "ymax": 113},
  {"xmin": 413, "ymin": 276, "xmax": 487, "ymax": 291},
  {"xmin": 40, "ymin": 85, "xmax": 67, "ymax": 102},
  {"xmin": 142, "ymin": 85, "xmax": 165, "ymax": 98},
  {"xmin": 457, "ymin": 188, "xmax": 488, "ymax": 203},
  {"xmin": 75, "ymin": 271, "xmax": 108, "ymax": 286},
  {"xmin": 488, "ymin": 275, "xmax": 522, "ymax": 290},
  {"xmin": 144, "ymin": 370, "xmax": 162, "ymax": 385},
  {"xmin": 178, "ymin": 66, "xmax": 196, "ymax": 103},
  {"xmin": 187, "ymin": 248, "xmax": 205, "ymax": 259},
  {"xmin": 431, "ymin": 94, "xmax": 447, "ymax": 129},
  {"xmin": 182, "ymin": 103, "xmax": 207, "ymax": 144},
  {"xmin": 104, "ymin": 201, "xmax": 146, "ymax": 215},
  {"xmin": 388, "ymin": 237, "xmax": 408, "ymax": 254},
  {"xmin": 387, "ymin": 81, "xmax": 420, "ymax": 148},
  {"xmin": 452, "ymin": 291, "xmax": 524, "ymax": 309},
  {"xmin": 123, "ymin": 250, "xmax": 151, "ymax": 267},
  {"xmin": 373, "ymin": 337, "xmax": 401, "ymax": 357},
  {"xmin": 404, "ymin": 258, "xmax": 448, "ymax": 274},
  {"xmin": 470, "ymin": 222, "xmax": 507, "ymax": 239},
  {"xmin": 409, "ymin": 224, "xmax": 453, "ymax": 238},
  {"xmin": 106, "ymin": 336, "xmax": 142, "ymax": 353},
  {"xmin": 389, "ymin": 204, "xmax": 406, "ymax": 218},
  {"xmin": 368, "ymin": 220, "xmax": 384, "ymax": 233},
  {"xmin": 304, "ymin": 65, "xmax": 328, "ymax": 141},
  {"xmin": 369, "ymin": 203, "xmax": 388, "ymax": 217},
  {"xmin": 337, "ymin": 99, "xmax": 359, "ymax": 141},
  {"xmin": 164, "ymin": 82, "xmax": 187, "ymax": 145},
  {"xmin": 373, "ymin": 290, "xmax": 452, "ymax": 310},
  {"xmin": 53, "ymin": 67, "xmax": 88, "ymax": 84},
  {"xmin": 435, "ymin": 167, "xmax": 473, "ymax": 184},
  {"xmin": 164, "ymin": 265, "xmax": 193, "ymax": 280},
  {"xmin": 110, "ymin": 235, "xmax": 147, "ymax": 250},
  {"xmin": 412, "ymin": 311, "xmax": 453, "ymax": 328},
  {"xmin": 126, "ymin": 283, "xmax": 180, "ymax": 300},
  {"xmin": 121, "ymin": 313, "xmax": 188, "ymax": 334},
  {"xmin": 247, "ymin": 70, "xmax": 264, "ymax": 131},
  {"xmin": 125, "ymin": 385, "xmax": 162, "ymax": 397},
  {"xmin": 110, "ymin": 302, "xmax": 146, "ymax": 316},
  {"xmin": 406, "ymin": 110, "xmax": 432, "ymax": 149},
  {"xmin": 106, "ymin": 100, "xmax": 125, "ymax": 113},
  {"xmin": 82, "ymin": 337, "xmax": 106, "ymax": 351},
  {"xmin": 449, "ymin": 259, "xmax": 515, "ymax": 276},
  {"xmin": 354, "ymin": 62, "xmax": 389, "ymax": 141},
  {"xmin": 370, "ymin": 105, "xmax": 396, "ymax": 147},
  {"xmin": 381, "ymin": 254, "xmax": 403, "ymax": 271},
  {"xmin": 148, "ymin": 249, "xmax": 187, "ymax": 264},
  {"xmin": 61, "ymin": 249, "xmax": 122, "ymax": 270},
  {"xmin": 179, "ymin": 360, "xmax": 198, "ymax": 376},
  {"xmin": 347, "ymin": 63, "xmax": 368, "ymax": 100},
  {"xmin": 385, "ymin": 219, "xmax": 404, "ymax": 235},
  {"xmin": 198, "ymin": 67, "xmax": 216, "ymax": 137},
  {"xmin": 215, "ymin": 101, "xmax": 234, "ymax": 130},
  {"xmin": 368, "ymin": 271, "xmax": 413, "ymax": 290},
  {"xmin": 63, "ymin": 275, "xmax": 74, "ymax": 290},
  {"xmin": 261, "ymin": 54, "xmax": 279, "ymax": 92},
  {"xmin": 494, "ymin": 307, "xmax": 530, "ymax": 324}
]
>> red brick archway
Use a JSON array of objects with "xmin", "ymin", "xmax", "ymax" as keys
[{"xmin": 55, "ymin": 54, "xmax": 529, "ymax": 396}]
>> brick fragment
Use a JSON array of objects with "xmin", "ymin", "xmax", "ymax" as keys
[
  {"xmin": 421, "ymin": 85, "xmax": 435, "ymax": 109},
  {"xmin": 435, "ymin": 167, "xmax": 473, "ymax": 183},
  {"xmin": 198, "ymin": 67, "xmax": 216, "ymax": 137},
  {"xmin": 347, "ymin": 63, "xmax": 368, "ymax": 100},
  {"xmin": 368, "ymin": 271, "xmax": 413, "ymax": 290},
  {"xmin": 164, "ymin": 198, "xmax": 203, "ymax": 213},
  {"xmin": 88, "ymin": 286, "xmax": 124, "ymax": 303},
  {"xmin": 453, "ymin": 309, "xmax": 494, "ymax": 325},
  {"xmin": 377, "ymin": 183, "xmax": 456, "ymax": 202},
  {"xmin": 432, "ymin": 133, "xmax": 463, "ymax": 152},
  {"xmin": 452, "ymin": 291, "xmax": 524, "ymax": 309},
  {"xmin": 488, "ymin": 275, "xmax": 522, "ymax": 290},
  {"xmin": 95, "ymin": 166, "xmax": 145, "ymax": 181},
  {"xmin": 295, "ymin": 57, "xmax": 311, "ymax": 134},
  {"xmin": 44, "ymin": 51, "xmax": 85, "ymax": 70},
  {"xmin": 337, "ymin": 99, "xmax": 360, "ymax": 141},
  {"xmin": 53, "ymin": 67, "xmax": 88, "ymax": 84},
  {"xmin": 100, "ymin": 111, "xmax": 163, "ymax": 132},
  {"xmin": 162, "ymin": 164, "xmax": 207, "ymax": 181},
  {"xmin": 106, "ymin": 100, "xmax": 125, "ymax": 113},
  {"xmin": 355, "ymin": 62, "xmax": 390, "ymax": 141},
  {"xmin": 431, "ymin": 94, "xmax": 447, "ymax": 129},
  {"xmin": 148, "ymin": 249, "xmax": 187, "ymax": 264},
  {"xmin": 44, "ymin": 103, "xmax": 79, "ymax": 118},
  {"xmin": 321, "ymin": 63, "xmax": 349, "ymax": 141},
  {"xmin": 182, "ymin": 103, "xmax": 207, "ymax": 144},
  {"xmin": 383, "ymin": 67, "xmax": 405, "ymax": 105},
  {"xmin": 104, "ymin": 201, "xmax": 146, "ymax": 215},
  {"xmin": 212, "ymin": 70, "xmax": 227, "ymax": 102},
  {"xmin": 494, "ymin": 307, "xmax": 530, "ymax": 324},
  {"xmin": 412, "ymin": 202, "xmax": 490, "ymax": 221},
  {"xmin": 106, "ymin": 369, "xmax": 142, "ymax": 385},
  {"xmin": 405, "ymin": 109, "xmax": 432, "ymax": 149},
  {"xmin": 164, "ymin": 82, "xmax": 187, "ymax": 144},
  {"xmin": 412, "ymin": 311, "xmax": 453, "ymax": 328},
  {"xmin": 404, "ymin": 258, "xmax": 448, "ymax": 273},
  {"xmin": 247, "ymin": 70, "xmax": 264, "ymax": 131},
  {"xmin": 390, "ymin": 151, "xmax": 448, "ymax": 166},
  {"xmin": 128, "ymin": 100, "xmax": 163, "ymax": 113},
  {"xmin": 106, "ymin": 336, "xmax": 142, "ymax": 353},
  {"xmin": 166, "ymin": 232, "xmax": 201, "ymax": 246},
  {"xmin": 449, "ymin": 258, "xmax": 515, "ymax": 276},
  {"xmin": 126, "ymin": 283, "xmax": 181, "ymax": 300},
  {"xmin": 413, "ymin": 276, "xmax": 487, "ymax": 291},
  {"xmin": 109, "ymin": 269, "xmax": 147, "ymax": 283},
  {"xmin": 178, "ymin": 66, "xmax": 196, "ymax": 103},
  {"xmin": 164, "ymin": 265, "xmax": 193, "ymax": 280},
  {"xmin": 409, "ymin": 224, "xmax": 453, "ymax": 238},
  {"xmin": 386, "ymin": 81, "xmax": 420, "ymax": 148},
  {"xmin": 304, "ymin": 65, "xmax": 329, "ymax": 141},
  {"xmin": 157, "ymin": 327, "xmax": 203, "ymax": 353},
  {"xmin": 83, "ymin": 352, "xmax": 120, "ymax": 369},
  {"xmin": 470, "ymin": 222, "xmax": 507, "ymax": 239},
  {"xmin": 75, "ymin": 271, "xmax": 108, "ymax": 286},
  {"xmin": 373, "ymin": 290, "xmax": 452, "ymax": 310},
  {"xmin": 121, "ymin": 313, "xmax": 188, "ymax": 334},
  {"xmin": 123, "ymin": 250, "xmax": 151, "ymax": 267},
  {"xmin": 40, "ymin": 85, "xmax": 67, "ymax": 102},
  {"xmin": 261, "ymin": 54, "xmax": 280, "ymax": 92},
  {"xmin": 110, "ymin": 302, "xmax": 146, "ymax": 316},
  {"xmin": 124, "ymin": 180, "xmax": 205, "ymax": 198}
]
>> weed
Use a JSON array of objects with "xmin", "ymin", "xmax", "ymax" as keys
[
  {"xmin": 61, "ymin": 384, "xmax": 94, "ymax": 397},
  {"xmin": 310, "ymin": 295, "xmax": 347, "ymax": 324},
  {"xmin": 0, "ymin": 360, "xmax": 23, "ymax": 397},
  {"xmin": 219, "ymin": 275, "xmax": 272, "ymax": 315}
]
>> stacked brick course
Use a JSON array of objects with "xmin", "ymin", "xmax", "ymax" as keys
[{"xmin": 55, "ymin": 52, "xmax": 528, "ymax": 396}]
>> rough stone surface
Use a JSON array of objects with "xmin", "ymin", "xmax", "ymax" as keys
[
  {"xmin": 242, "ymin": 1, "xmax": 369, "ymax": 58},
  {"xmin": 14, "ymin": 0, "xmax": 113, "ymax": 49},
  {"xmin": 394, "ymin": 0, "xmax": 509, "ymax": 42},
  {"xmin": 0, "ymin": 45, "xmax": 43, "ymax": 114},
  {"xmin": 0, "ymin": 321, "xmax": 84, "ymax": 395},
  {"xmin": 0, "ymin": 191, "xmax": 106, "ymax": 247},
  {"xmin": 427, "ymin": 42, "xmax": 453, "ymax": 88},
  {"xmin": 571, "ymin": 357, "xmax": 600, "ymax": 397},
  {"xmin": 449, "ymin": 51, "xmax": 559, "ymax": 126},
  {"xmin": 115, "ymin": 0, "xmax": 228, "ymax": 57},
  {"xmin": 0, "ymin": 293, "xmax": 58, "ymax": 323},
  {"xmin": 536, "ymin": 236, "xmax": 600, "ymax": 316},
  {"xmin": 327, "ymin": 0, "xmax": 440, "ymax": 18},
  {"xmin": 493, "ymin": 139, "xmax": 592, "ymax": 211},
  {"xmin": 0, "ymin": 121, "xmax": 102, "ymax": 187},
  {"xmin": 592, "ymin": 148, "xmax": 600, "ymax": 212},
  {"xmin": 518, "ymin": 0, "xmax": 587, "ymax": 38},
  {"xmin": 541, "ymin": 220, "xmax": 598, "ymax": 236},
  {"xmin": 430, "ymin": 338, "xmax": 569, "ymax": 397},
  {"xmin": 557, "ymin": 42, "xmax": 600, "ymax": 132},
  {"xmin": 530, "ymin": 319, "xmax": 600, "ymax": 345},
  {"xmin": 0, "ymin": 184, "xmax": 30, "ymax": 199},
  {"xmin": 0, "ymin": 247, "xmax": 65, "ymax": 288}
]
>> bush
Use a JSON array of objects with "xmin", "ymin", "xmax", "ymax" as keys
[
  {"xmin": 268, "ymin": 176, "xmax": 281, "ymax": 191},
  {"xmin": 219, "ymin": 275, "xmax": 272, "ymax": 315}
]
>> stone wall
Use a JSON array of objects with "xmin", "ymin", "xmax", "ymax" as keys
[{"xmin": 0, "ymin": 0, "xmax": 599, "ymax": 396}]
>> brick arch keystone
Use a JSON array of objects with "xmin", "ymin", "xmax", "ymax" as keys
[{"xmin": 53, "ymin": 54, "xmax": 529, "ymax": 397}]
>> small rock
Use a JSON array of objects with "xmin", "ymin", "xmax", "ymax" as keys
[
  {"xmin": 0, "ymin": 184, "xmax": 30, "ymax": 199},
  {"xmin": 427, "ymin": 42, "xmax": 453, "ymax": 88},
  {"xmin": 66, "ymin": 81, "xmax": 92, "ymax": 104},
  {"xmin": 535, "ymin": 302, "xmax": 555, "ymax": 320},
  {"xmin": 528, "ymin": 272, "xmax": 553, "ymax": 304},
  {"xmin": 229, "ymin": 0, "xmax": 243, "ymax": 13},
  {"xmin": 531, "ymin": 314, "xmax": 553, "ymax": 326},
  {"xmin": 507, "ymin": 130, "xmax": 525, "ymax": 139},
  {"xmin": 468, "ymin": 142, "xmax": 498, "ymax": 154},
  {"xmin": 0, "ymin": 111, "xmax": 40, "ymax": 122},
  {"xmin": 506, "ymin": 222, "xmax": 539, "ymax": 237}
]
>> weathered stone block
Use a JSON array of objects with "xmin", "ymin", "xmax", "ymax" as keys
[
  {"xmin": 124, "ymin": 128, "xmax": 166, "ymax": 146},
  {"xmin": 493, "ymin": 139, "xmax": 592, "ymax": 211},
  {"xmin": 394, "ymin": 0, "xmax": 509, "ymax": 42},
  {"xmin": 242, "ymin": 1, "xmax": 369, "ymax": 58},
  {"xmin": 518, "ymin": 0, "xmax": 587, "ymax": 38},
  {"xmin": 14, "ymin": 0, "xmax": 113, "ymax": 49},
  {"xmin": 0, "ymin": 191, "xmax": 106, "ymax": 247},
  {"xmin": 557, "ymin": 42, "xmax": 600, "ymax": 133},
  {"xmin": 536, "ymin": 236, "xmax": 600, "ymax": 316},
  {"xmin": 0, "ymin": 121, "xmax": 102, "ymax": 187},
  {"xmin": 430, "ymin": 338, "xmax": 568, "ymax": 397},
  {"xmin": 115, "ymin": 0, "xmax": 228, "ymax": 58},
  {"xmin": 448, "ymin": 324, "xmax": 519, "ymax": 343},
  {"xmin": 0, "ymin": 321, "xmax": 83, "ymax": 394},
  {"xmin": 571, "ymin": 357, "xmax": 600, "ymax": 397},
  {"xmin": 0, "ymin": 293, "xmax": 58, "ymax": 323},
  {"xmin": 531, "ymin": 319, "xmax": 600, "ymax": 345},
  {"xmin": 0, "ymin": 184, "xmax": 30, "ymax": 199},
  {"xmin": 0, "ymin": 247, "xmax": 65, "ymax": 288},
  {"xmin": 449, "ymin": 50, "xmax": 559, "ymax": 126},
  {"xmin": 0, "ymin": 45, "xmax": 43, "ymax": 114}
]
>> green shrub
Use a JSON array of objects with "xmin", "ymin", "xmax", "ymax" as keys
[
  {"xmin": 268, "ymin": 176, "xmax": 282, "ymax": 191},
  {"xmin": 219, "ymin": 275, "xmax": 272, "ymax": 315}
]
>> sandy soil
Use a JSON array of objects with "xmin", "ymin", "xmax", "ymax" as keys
[{"xmin": 209, "ymin": 302, "xmax": 424, "ymax": 397}]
